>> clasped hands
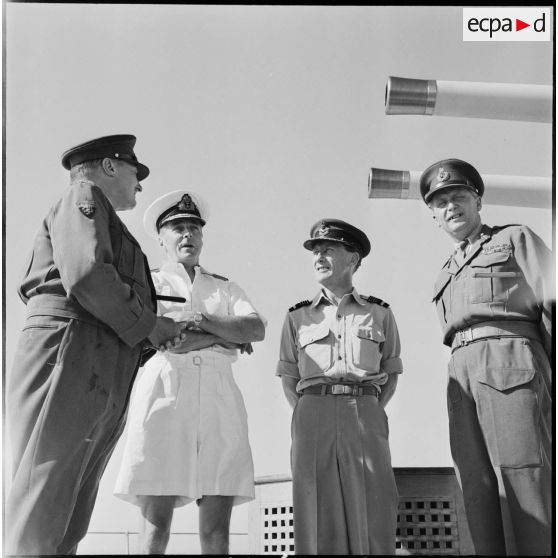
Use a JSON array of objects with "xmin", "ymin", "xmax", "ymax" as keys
[
  {"xmin": 147, "ymin": 315, "xmax": 253, "ymax": 354},
  {"xmin": 147, "ymin": 316, "xmax": 188, "ymax": 351}
]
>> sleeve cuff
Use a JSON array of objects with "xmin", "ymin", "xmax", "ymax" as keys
[
  {"xmin": 276, "ymin": 360, "xmax": 300, "ymax": 378},
  {"xmin": 381, "ymin": 356, "xmax": 403, "ymax": 374},
  {"xmin": 119, "ymin": 305, "xmax": 158, "ymax": 347}
]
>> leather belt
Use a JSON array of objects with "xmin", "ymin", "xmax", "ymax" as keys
[
  {"xmin": 302, "ymin": 384, "xmax": 379, "ymax": 397},
  {"xmin": 451, "ymin": 320, "xmax": 540, "ymax": 350},
  {"xmin": 26, "ymin": 294, "xmax": 101, "ymax": 327}
]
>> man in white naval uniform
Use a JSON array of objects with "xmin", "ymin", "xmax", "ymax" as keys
[{"xmin": 114, "ymin": 190, "xmax": 266, "ymax": 554}]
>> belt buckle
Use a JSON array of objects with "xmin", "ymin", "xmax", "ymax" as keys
[
  {"xmin": 458, "ymin": 328, "xmax": 474, "ymax": 346},
  {"xmin": 193, "ymin": 355, "xmax": 202, "ymax": 365},
  {"xmin": 330, "ymin": 384, "xmax": 357, "ymax": 395}
]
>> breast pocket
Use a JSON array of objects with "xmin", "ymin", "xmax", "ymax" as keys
[
  {"xmin": 298, "ymin": 323, "xmax": 332, "ymax": 373},
  {"xmin": 469, "ymin": 251, "xmax": 521, "ymax": 303},
  {"xmin": 352, "ymin": 325, "xmax": 385, "ymax": 371}
]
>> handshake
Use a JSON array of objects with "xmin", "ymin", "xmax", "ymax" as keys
[{"xmin": 147, "ymin": 314, "xmax": 253, "ymax": 354}]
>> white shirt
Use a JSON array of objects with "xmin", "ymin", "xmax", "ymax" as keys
[{"xmin": 153, "ymin": 261, "xmax": 265, "ymax": 362}]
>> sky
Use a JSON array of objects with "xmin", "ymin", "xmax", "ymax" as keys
[{"xmin": 3, "ymin": 2, "xmax": 554, "ymax": 546}]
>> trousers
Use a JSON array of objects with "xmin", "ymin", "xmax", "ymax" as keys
[
  {"xmin": 291, "ymin": 393, "xmax": 398, "ymax": 555},
  {"xmin": 6, "ymin": 314, "xmax": 141, "ymax": 555},
  {"xmin": 447, "ymin": 336, "xmax": 552, "ymax": 556}
]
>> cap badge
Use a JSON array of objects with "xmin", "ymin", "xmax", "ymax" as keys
[
  {"xmin": 317, "ymin": 222, "xmax": 329, "ymax": 237},
  {"xmin": 177, "ymin": 194, "xmax": 197, "ymax": 212},
  {"xmin": 436, "ymin": 167, "xmax": 450, "ymax": 183},
  {"xmin": 77, "ymin": 200, "xmax": 96, "ymax": 218}
]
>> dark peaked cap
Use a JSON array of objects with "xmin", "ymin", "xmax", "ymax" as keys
[
  {"xmin": 61, "ymin": 134, "xmax": 150, "ymax": 181},
  {"xmin": 420, "ymin": 158, "xmax": 484, "ymax": 204},
  {"xmin": 303, "ymin": 218, "xmax": 371, "ymax": 258}
]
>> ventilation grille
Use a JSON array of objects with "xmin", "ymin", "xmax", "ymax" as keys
[
  {"xmin": 261, "ymin": 504, "xmax": 294, "ymax": 554},
  {"xmin": 396, "ymin": 497, "xmax": 459, "ymax": 555},
  {"xmin": 259, "ymin": 497, "xmax": 460, "ymax": 555}
]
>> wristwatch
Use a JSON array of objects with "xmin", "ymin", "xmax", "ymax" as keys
[{"xmin": 193, "ymin": 312, "xmax": 203, "ymax": 327}]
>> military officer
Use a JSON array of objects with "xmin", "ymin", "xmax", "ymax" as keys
[
  {"xmin": 277, "ymin": 218, "xmax": 403, "ymax": 555},
  {"xmin": 114, "ymin": 190, "xmax": 266, "ymax": 555},
  {"xmin": 422, "ymin": 158, "xmax": 553, "ymax": 556},
  {"xmin": 6, "ymin": 134, "xmax": 185, "ymax": 555}
]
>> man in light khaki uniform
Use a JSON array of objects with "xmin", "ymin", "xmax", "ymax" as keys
[
  {"xmin": 277, "ymin": 218, "xmax": 402, "ymax": 555},
  {"xmin": 422, "ymin": 158, "xmax": 553, "ymax": 556}
]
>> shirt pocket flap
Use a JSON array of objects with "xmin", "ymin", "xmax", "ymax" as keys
[
  {"xmin": 470, "ymin": 251, "xmax": 511, "ymax": 268},
  {"xmin": 478, "ymin": 368, "xmax": 535, "ymax": 392},
  {"xmin": 355, "ymin": 325, "xmax": 385, "ymax": 343},
  {"xmin": 299, "ymin": 323, "xmax": 330, "ymax": 348}
]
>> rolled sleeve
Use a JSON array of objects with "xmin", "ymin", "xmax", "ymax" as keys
[
  {"xmin": 381, "ymin": 308, "xmax": 403, "ymax": 375},
  {"xmin": 228, "ymin": 281, "xmax": 267, "ymax": 326},
  {"xmin": 276, "ymin": 312, "xmax": 300, "ymax": 379}
]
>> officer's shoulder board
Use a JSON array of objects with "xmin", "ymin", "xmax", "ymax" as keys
[
  {"xmin": 360, "ymin": 295, "xmax": 390, "ymax": 308},
  {"xmin": 202, "ymin": 271, "xmax": 229, "ymax": 281},
  {"xmin": 491, "ymin": 224, "xmax": 521, "ymax": 235},
  {"xmin": 289, "ymin": 300, "xmax": 311, "ymax": 312}
]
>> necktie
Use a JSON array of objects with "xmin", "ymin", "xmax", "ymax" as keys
[{"xmin": 455, "ymin": 239, "xmax": 469, "ymax": 265}]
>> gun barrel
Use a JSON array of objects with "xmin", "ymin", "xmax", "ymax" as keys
[
  {"xmin": 385, "ymin": 76, "xmax": 552, "ymax": 123},
  {"xmin": 368, "ymin": 167, "xmax": 552, "ymax": 209}
]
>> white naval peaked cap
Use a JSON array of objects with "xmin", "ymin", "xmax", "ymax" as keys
[{"xmin": 143, "ymin": 190, "xmax": 210, "ymax": 239}]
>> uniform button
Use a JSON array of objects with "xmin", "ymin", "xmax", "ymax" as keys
[
  {"xmin": 337, "ymin": 314, "xmax": 341, "ymax": 319},
  {"xmin": 338, "ymin": 356, "xmax": 342, "ymax": 360},
  {"xmin": 337, "ymin": 335, "xmax": 341, "ymax": 339}
]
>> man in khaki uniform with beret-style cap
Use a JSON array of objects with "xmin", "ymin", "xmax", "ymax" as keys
[
  {"xmin": 277, "ymin": 218, "xmax": 402, "ymax": 555},
  {"xmin": 6, "ymin": 134, "xmax": 186, "ymax": 555},
  {"xmin": 421, "ymin": 158, "xmax": 553, "ymax": 556}
]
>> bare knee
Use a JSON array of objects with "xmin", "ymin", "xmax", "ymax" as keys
[
  {"xmin": 139, "ymin": 496, "xmax": 175, "ymax": 554},
  {"xmin": 140, "ymin": 496, "xmax": 175, "ymax": 529},
  {"xmin": 198, "ymin": 496, "xmax": 233, "ymax": 554}
]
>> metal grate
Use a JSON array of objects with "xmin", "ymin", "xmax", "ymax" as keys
[
  {"xmin": 396, "ymin": 497, "xmax": 459, "ymax": 555},
  {"xmin": 261, "ymin": 504, "xmax": 295, "ymax": 554},
  {"xmin": 259, "ymin": 497, "xmax": 459, "ymax": 555}
]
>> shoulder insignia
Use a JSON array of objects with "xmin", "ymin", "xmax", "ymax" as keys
[
  {"xmin": 200, "ymin": 270, "xmax": 229, "ymax": 281},
  {"xmin": 493, "ymin": 224, "xmax": 520, "ymax": 232},
  {"xmin": 209, "ymin": 272, "xmax": 229, "ymax": 281},
  {"xmin": 360, "ymin": 295, "xmax": 389, "ymax": 308},
  {"xmin": 289, "ymin": 300, "xmax": 311, "ymax": 312},
  {"xmin": 150, "ymin": 268, "xmax": 160, "ymax": 273},
  {"xmin": 488, "ymin": 224, "xmax": 521, "ymax": 239}
]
